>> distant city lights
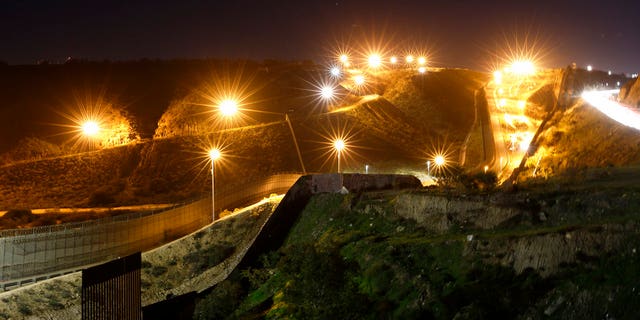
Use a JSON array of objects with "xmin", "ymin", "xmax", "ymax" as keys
[
  {"xmin": 417, "ymin": 56, "xmax": 427, "ymax": 65},
  {"xmin": 587, "ymin": 65, "xmax": 593, "ymax": 72},
  {"xmin": 405, "ymin": 55, "xmax": 414, "ymax": 63},
  {"xmin": 389, "ymin": 56, "xmax": 398, "ymax": 64},
  {"xmin": 418, "ymin": 66, "xmax": 427, "ymax": 74}
]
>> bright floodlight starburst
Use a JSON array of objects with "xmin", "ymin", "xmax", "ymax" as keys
[
  {"xmin": 368, "ymin": 54, "xmax": 382, "ymax": 68},
  {"xmin": 330, "ymin": 66, "xmax": 341, "ymax": 77},
  {"xmin": 320, "ymin": 85, "xmax": 335, "ymax": 100},
  {"xmin": 81, "ymin": 121, "xmax": 100, "ymax": 137},
  {"xmin": 333, "ymin": 138, "xmax": 345, "ymax": 151},
  {"xmin": 219, "ymin": 99, "xmax": 239, "ymax": 116},
  {"xmin": 209, "ymin": 148, "xmax": 221, "ymax": 161}
]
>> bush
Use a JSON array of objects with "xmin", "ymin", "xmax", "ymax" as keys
[
  {"xmin": 193, "ymin": 280, "xmax": 245, "ymax": 320},
  {"xmin": 88, "ymin": 189, "xmax": 116, "ymax": 206}
]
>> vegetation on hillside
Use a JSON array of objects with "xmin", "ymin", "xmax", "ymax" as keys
[{"xmin": 194, "ymin": 183, "xmax": 640, "ymax": 319}]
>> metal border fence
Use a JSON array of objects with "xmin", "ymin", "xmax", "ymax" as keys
[{"xmin": 0, "ymin": 173, "xmax": 301, "ymax": 291}]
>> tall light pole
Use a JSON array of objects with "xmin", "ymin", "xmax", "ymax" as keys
[
  {"xmin": 334, "ymin": 138, "xmax": 345, "ymax": 173},
  {"xmin": 285, "ymin": 113, "xmax": 306, "ymax": 174},
  {"xmin": 209, "ymin": 148, "xmax": 221, "ymax": 221}
]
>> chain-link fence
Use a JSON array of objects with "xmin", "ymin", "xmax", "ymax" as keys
[{"xmin": 0, "ymin": 173, "xmax": 301, "ymax": 291}]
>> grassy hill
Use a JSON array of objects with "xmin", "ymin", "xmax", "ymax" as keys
[{"xmin": 194, "ymin": 182, "xmax": 640, "ymax": 319}]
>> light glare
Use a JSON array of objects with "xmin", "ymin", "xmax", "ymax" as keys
[
  {"xmin": 219, "ymin": 99, "xmax": 238, "ymax": 116},
  {"xmin": 334, "ymin": 138, "xmax": 345, "ymax": 151},
  {"xmin": 510, "ymin": 60, "xmax": 535, "ymax": 75},
  {"xmin": 368, "ymin": 54, "xmax": 382, "ymax": 68},
  {"xmin": 330, "ymin": 66, "xmax": 341, "ymax": 77},
  {"xmin": 320, "ymin": 85, "xmax": 335, "ymax": 99},
  {"xmin": 209, "ymin": 148, "xmax": 221, "ymax": 161},
  {"xmin": 493, "ymin": 71, "xmax": 503, "ymax": 84},
  {"xmin": 582, "ymin": 89, "xmax": 640, "ymax": 131},
  {"xmin": 81, "ymin": 121, "xmax": 100, "ymax": 137}
]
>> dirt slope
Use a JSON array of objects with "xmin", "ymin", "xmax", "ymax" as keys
[{"xmin": 518, "ymin": 100, "xmax": 640, "ymax": 181}]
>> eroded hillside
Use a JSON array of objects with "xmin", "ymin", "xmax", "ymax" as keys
[{"xmin": 194, "ymin": 181, "xmax": 640, "ymax": 319}]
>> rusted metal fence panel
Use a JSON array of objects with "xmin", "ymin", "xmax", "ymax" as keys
[{"xmin": 82, "ymin": 252, "xmax": 141, "ymax": 320}]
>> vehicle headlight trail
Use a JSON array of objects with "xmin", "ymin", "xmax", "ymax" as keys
[{"xmin": 582, "ymin": 89, "xmax": 640, "ymax": 131}]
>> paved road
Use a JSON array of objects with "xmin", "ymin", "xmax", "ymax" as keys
[{"xmin": 582, "ymin": 89, "xmax": 640, "ymax": 131}]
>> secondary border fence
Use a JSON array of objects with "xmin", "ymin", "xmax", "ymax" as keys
[{"xmin": 0, "ymin": 173, "xmax": 301, "ymax": 292}]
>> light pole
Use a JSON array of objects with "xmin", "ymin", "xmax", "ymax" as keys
[
  {"xmin": 426, "ymin": 160, "xmax": 431, "ymax": 177},
  {"xmin": 285, "ymin": 113, "xmax": 306, "ymax": 174},
  {"xmin": 365, "ymin": 164, "xmax": 369, "ymax": 174},
  {"xmin": 209, "ymin": 148, "xmax": 221, "ymax": 221},
  {"xmin": 334, "ymin": 138, "xmax": 345, "ymax": 173}
]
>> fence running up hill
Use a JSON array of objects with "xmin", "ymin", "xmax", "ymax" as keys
[{"xmin": 0, "ymin": 174, "xmax": 301, "ymax": 292}]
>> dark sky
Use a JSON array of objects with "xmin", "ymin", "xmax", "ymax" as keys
[{"xmin": 2, "ymin": 0, "xmax": 639, "ymax": 73}]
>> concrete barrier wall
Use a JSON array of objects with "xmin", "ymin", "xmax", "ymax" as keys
[{"xmin": 0, "ymin": 174, "xmax": 301, "ymax": 291}]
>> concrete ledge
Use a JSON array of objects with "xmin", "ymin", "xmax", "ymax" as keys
[{"xmin": 310, "ymin": 173, "xmax": 421, "ymax": 194}]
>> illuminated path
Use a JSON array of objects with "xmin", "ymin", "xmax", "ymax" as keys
[
  {"xmin": 485, "ymin": 70, "xmax": 556, "ymax": 180},
  {"xmin": 581, "ymin": 89, "xmax": 640, "ymax": 131}
]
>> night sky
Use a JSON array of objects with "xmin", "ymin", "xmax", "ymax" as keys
[{"xmin": 1, "ymin": 0, "xmax": 639, "ymax": 73}]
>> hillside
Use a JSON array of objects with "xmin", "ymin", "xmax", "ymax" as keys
[
  {"xmin": 0, "ymin": 62, "xmax": 488, "ymax": 212},
  {"xmin": 620, "ymin": 77, "xmax": 640, "ymax": 107},
  {"xmin": 0, "ymin": 60, "xmax": 318, "ymax": 156},
  {"xmin": 516, "ymin": 98, "xmax": 640, "ymax": 183},
  {"xmin": 193, "ymin": 178, "xmax": 640, "ymax": 319}
]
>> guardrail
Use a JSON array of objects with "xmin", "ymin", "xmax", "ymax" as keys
[{"xmin": 0, "ymin": 173, "xmax": 301, "ymax": 292}]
